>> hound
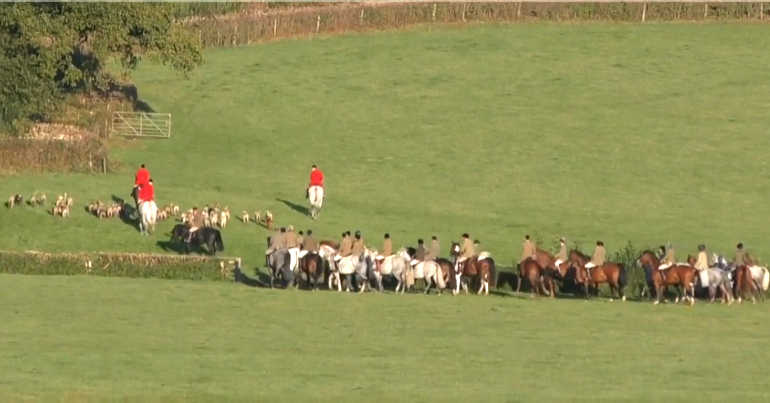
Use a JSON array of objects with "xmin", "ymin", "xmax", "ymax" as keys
[{"xmin": 240, "ymin": 211, "xmax": 250, "ymax": 223}]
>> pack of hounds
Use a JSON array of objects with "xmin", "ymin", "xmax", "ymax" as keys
[{"xmin": 6, "ymin": 192, "xmax": 275, "ymax": 230}]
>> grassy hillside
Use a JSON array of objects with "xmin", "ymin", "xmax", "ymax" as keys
[
  {"xmin": 2, "ymin": 23, "xmax": 770, "ymax": 271},
  {"xmin": 0, "ymin": 274, "xmax": 768, "ymax": 402}
]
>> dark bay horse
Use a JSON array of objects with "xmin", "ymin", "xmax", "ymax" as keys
[
  {"xmin": 170, "ymin": 224, "xmax": 224, "ymax": 255},
  {"xmin": 638, "ymin": 250, "xmax": 695, "ymax": 305},
  {"xmin": 570, "ymin": 250, "xmax": 627, "ymax": 301},
  {"xmin": 516, "ymin": 257, "xmax": 555, "ymax": 298},
  {"xmin": 299, "ymin": 252, "xmax": 324, "ymax": 290}
]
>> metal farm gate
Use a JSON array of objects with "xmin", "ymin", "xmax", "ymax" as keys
[{"xmin": 111, "ymin": 112, "xmax": 172, "ymax": 138}]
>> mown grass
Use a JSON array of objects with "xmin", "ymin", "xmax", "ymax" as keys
[
  {"xmin": 0, "ymin": 274, "xmax": 767, "ymax": 402},
  {"xmin": 2, "ymin": 23, "xmax": 770, "ymax": 271}
]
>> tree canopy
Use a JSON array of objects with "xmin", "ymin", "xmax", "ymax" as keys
[{"xmin": 0, "ymin": 3, "xmax": 203, "ymax": 134}]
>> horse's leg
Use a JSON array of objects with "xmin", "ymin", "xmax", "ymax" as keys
[{"xmin": 424, "ymin": 276, "xmax": 432, "ymax": 295}]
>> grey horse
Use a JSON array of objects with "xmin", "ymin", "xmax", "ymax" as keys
[{"xmin": 266, "ymin": 238, "xmax": 293, "ymax": 288}]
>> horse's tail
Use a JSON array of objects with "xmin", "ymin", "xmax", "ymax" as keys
[
  {"xmin": 761, "ymin": 268, "xmax": 770, "ymax": 292},
  {"xmin": 216, "ymin": 231, "xmax": 224, "ymax": 251},
  {"xmin": 618, "ymin": 263, "xmax": 627, "ymax": 288},
  {"xmin": 487, "ymin": 259, "xmax": 497, "ymax": 289}
]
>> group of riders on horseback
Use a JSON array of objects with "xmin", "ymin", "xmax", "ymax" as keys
[
  {"xmin": 265, "ymin": 228, "xmax": 497, "ymax": 295},
  {"xmin": 516, "ymin": 234, "xmax": 768, "ymax": 304}
]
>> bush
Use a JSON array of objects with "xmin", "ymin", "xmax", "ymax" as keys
[{"xmin": 0, "ymin": 251, "xmax": 233, "ymax": 281}]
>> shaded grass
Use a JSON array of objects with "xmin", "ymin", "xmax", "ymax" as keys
[
  {"xmin": 0, "ymin": 274, "xmax": 768, "ymax": 402},
  {"xmin": 2, "ymin": 23, "xmax": 770, "ymax": 272}
]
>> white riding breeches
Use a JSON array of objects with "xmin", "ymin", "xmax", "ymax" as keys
[
  {"xmin": 658, "ymin": 262, "xmax": 673, "ymax": 270},
  {"xmin": 288, "ymin": 247, "xmax": 300, "ymax": 272},
  {"xmin": 554, "ymin": 259, "xmax": 564, "ymax": 268},
  {"xmin": 585, "ymin": 262, "xmax": 597, "ymax": 269},
  {"xmin": 309, "ymin": 186, "xmax": 324, "ymax": 207}
]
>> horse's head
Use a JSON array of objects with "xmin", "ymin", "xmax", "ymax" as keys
[
  {"xmin": 638, "ymin": 250, "xmax": 658, "ymax": 269},
  {"xmin": 450, "ymin": 242, "xmax": 460, "ymax": 257}
]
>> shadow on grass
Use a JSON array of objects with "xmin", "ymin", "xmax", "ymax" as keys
[
  {"xmin": 112, "ymin": 194, "xmax": 140, "ymax": 232},
  {"xmin": 277, "ymin": 198, "xmax": 309, "ymax": 217}
]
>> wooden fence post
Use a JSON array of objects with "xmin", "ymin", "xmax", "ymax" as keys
[
  {"xmin": 641, "ymin": 2, "xmax": 647, "ymax": 22},
  {"xmin": 704, "ymin": 3, "xmax": 708, "ymax": 18},
  {"xmin": 517, "ymin": 2, "xmax": 522, "ymax": 18},
  {"xmin": 273, "ymin": 18, "xmax": 277, "ymax": 37},
  {"xmin": 432, "ymin": 3, "xmax": 437, "ymax": 21},
  {"xmin": 462, "ymin": 3, "xmax": 467, "ymax": 22},
  {"xmin": 360, "ymin": 8, "xmax": 365, "ymax": 24},
  {"xmin": 316, "ymin": 15, "xmax": 320, "ymax": 33},
  {"xmin": 761, "ymin": 2, "xmax": 764, "ymax": 20}
]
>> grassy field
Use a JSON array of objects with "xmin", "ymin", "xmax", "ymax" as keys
[
  {"xmin": 0, "ymin": 274, "xmax": 767, "ymax": 402},
  {"xmin": 2, "ymin": 23, "xmax": 770, "ymax": 270}
]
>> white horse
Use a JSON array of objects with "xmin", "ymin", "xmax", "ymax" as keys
[
  {"xmin": 411, "ymin": 260, "xmax": 446, "ymax": 295},
  {"xmin": 138, "ymin": 201, "xmax": 158, "ymax": 235},
  {"xmin": 749, "ymin": 265, "xmax": 770, "ymax": 293},
  {"xmin": 703, "ymin": 268, "xmax": 733, "ymax": 304},
  {"xmin": 333, "ymin": 248, "xmax": 377, "ymax": 293},
  {"xmin": 374, "ymin": 248, "xmax": 411, "ymax": 293},
  {"xmin": 308, "ymin": 185, "xmax": 324, "ymax": 220}
]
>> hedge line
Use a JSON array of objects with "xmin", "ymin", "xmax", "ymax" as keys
[
  {"xmin": 190, "ymin": 2, "xmax": 770, "ymax": 48},
  {"xmin": 0, "ymin": 251, "xmax": 236, "ymax": 281}
]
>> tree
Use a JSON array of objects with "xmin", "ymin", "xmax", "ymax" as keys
[{"xmin": 0, "ymin": 3, "xmax": 203, "ymax": 134}]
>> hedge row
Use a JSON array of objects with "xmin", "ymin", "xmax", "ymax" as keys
[
  {"xmin": 190, "ymin": 2, "xmax": 770, "ymax": 48},
  {"xmin": 0, "ymin": 251, "xmax": 236, "ymax": 281}
]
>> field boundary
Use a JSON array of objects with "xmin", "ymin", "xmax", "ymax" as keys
[
  {"xmin": 189, "ymin": 2, "xmax": 770, "ymax": 48},
  {"xmin": 0, "ymin": 250, "xmax": 242, "ymax": 281}
]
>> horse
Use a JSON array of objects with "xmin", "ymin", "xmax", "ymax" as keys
[
  {"xmin": 412, "ymin": 259, "xmax": 447, "ymax": 295},
  {"xmin": 749, "ymin": 265, "xmax": 770, "ymax": 295},
  {"xmin": 685, "ymin": 255, "xmax": 733, "ymax": 304},
  {"xmin": 733, "ymin": 265, "xmax": 761, "ymax": 304},
  {"xmin": 138, "ymin": 200, "xmax": 158, "ymax": 235},
  {"xmin": 298, "ymin": 251, "xmax": 324, "ymax": 290},
  {"xmin": 638, "ymin": 250, "xmax": 695, "ymax": 305},
  {"xmin": 449, "ymin": 242, "xmax": 497, "ymax": 295},
  {"xmin": 516, "ymin": 258, "xmax": 556, "ymax": 298},
  {"xmin": 569, "ymin": 250, "xmax": 627, "ymax": 302},
  {"xmin": 373, "ymin": 248, "xmax": 411, "ymax": 292},
  {"xmin": 170, "ymin": 225, "xmax": 224, "ymax": 255},
  {"xmin": 333, "ymin": 249, "xmax": 377, "ymax": 293},
  {"xmin": 307, "ymin": 185, "xmax": 324, "ymax": 220}
]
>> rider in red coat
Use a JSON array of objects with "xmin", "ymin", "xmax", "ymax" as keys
[
  {"xmin": 135, "ymin": 164, "xmax": 150, "ymax": 188},
  {"xmin": 309, "ymin": 164, "xmax": 324, "ymax": 188},
  {"xmin": 138, "ymin": 179, "xmax": 155, "ymax": 203}
]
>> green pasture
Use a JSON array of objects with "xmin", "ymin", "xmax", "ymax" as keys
[
  {"xmin": 0, "ymin": 274, "xmax": 768, "ymax": 402},
  {"xmin": 2, "ymin": 23, "xmax": 770, "ymax": 269}
]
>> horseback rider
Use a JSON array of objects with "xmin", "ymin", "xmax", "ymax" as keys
[
  {"xmin": 335, "ymin": 231, "xmax": 352, "ymax": 262},
  {"xmin": 554, "ymin": 237, "xmax": 567, "ymax": 270},
  {"xmin": 137, "ymin": 178, "xmax": 155, "ymax": 206},
  {"xmin": 376, "ymin": 233, "xmax": 393, "ymax": 261},
  {"xmin": 351, "ymin": 230, "xmax": 365, "ymax": 260},
  {"xmin": 307, "ymin": 164, "xmax": 324, "ymax": 219},
  {"xmin": 266, "ymin": 227, "xmax": 286, "ymax": 256},
  {"xmin": 429, "ymin": 235, "xmax": 440, "ymax": 261},
  {"xmin": 411, "ymin": 239, "xmax": 426, "ymax": 266},
  {"xmin": 302, "ymin": 229, "xmax": 319, "ymax": 253},
  {"xmin": 585, "ymin": 241, "xmax": 606, "ymax": 274},
  {"xmin": 734, "ymin": 242, "xmax": 752, "ymax": 268},
  {"xmin": 658, "ymin": 242, "xmax": 675, "ymax": 270},
  {"xmin": 186, "ymin": 206, "xmax": 203, "ymax": 243},
  {"xmin": 285, "ymin": 225, "xmax": 300, "ymax": 272},
  {"xmin": 297, "ymin": 230, "xmax": 304, "ymax": 246},
  {"xmin": 456, "ymin": 233, "xmax": 474, "ymax": 270},
  {"xmin": 519, "ymin": 235, "xmax": 536, "ymax": 265},
  {"xmin": 132, "ymin": 163, "xmax": 150, "ymax": 217}
]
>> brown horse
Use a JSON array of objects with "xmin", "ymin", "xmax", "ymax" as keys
[
  {"xmin": 299, "ymin": 252, "xmax": 324, "ymax": 290},
  {"xmin": 450, "ymin": 242, "xmax": 497, "ymax": 295},
  {"xmin": 569, "ymin": 250, "xmax": 627, "ymax": 301},
  {"xmin": 516, "ymin": 257, "xmax": 555, "ymax": 298},
  {"xmin": 638, "ymin": 250, "xmax": 696, "ymax": 305},
  {"xmin": 733, "ymin": 265, "xmax": 760, "ymax": 304}
]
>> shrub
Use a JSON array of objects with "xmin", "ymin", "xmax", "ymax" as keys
[{"xmin": 0, "ymin": 251, "xmax": 234, "ymax": 281}]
